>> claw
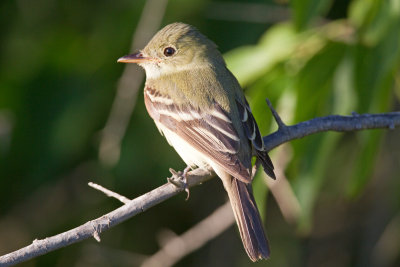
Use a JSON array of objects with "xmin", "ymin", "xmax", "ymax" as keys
[
  {"xmin": 167, "ymin": 166, "xmax": 192, "ymax": 200},
  {"xmin": 182, "ymin": 166, "xmax": 191, "ymax": 200},
  {"xmin": 167, "ymin": 168, "xmax": 183, "ymax": 187}
]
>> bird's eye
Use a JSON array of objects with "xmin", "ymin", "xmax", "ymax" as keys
[{"xmin": 163, "ymin": 47, "xmax": 176, "ymax": 57}]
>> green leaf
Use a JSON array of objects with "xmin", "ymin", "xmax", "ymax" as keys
[
  {"xmin": 225, "ymin": 23, "xmax": 299, "ymax": 86},
  {"xmin": 349, "ymin": 0, "xmax": 400, "ymax": 46}
]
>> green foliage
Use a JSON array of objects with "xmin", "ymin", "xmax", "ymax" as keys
[
  {"xmin": 291, "ymin": 0, "xmax": 332, "ymax": 30},
  {"xmin": 225, "ymin": 0, "xmax": 400, "ymax": 241}
]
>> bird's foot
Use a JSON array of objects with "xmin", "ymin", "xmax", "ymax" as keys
[{"xmin": 168, "ymin": 166, "xmax": 191, "ymax": 200}]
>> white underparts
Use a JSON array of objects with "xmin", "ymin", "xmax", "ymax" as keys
[{"xmin": 155, "ymin": 121, "xmax": 211, "ymax": 170}]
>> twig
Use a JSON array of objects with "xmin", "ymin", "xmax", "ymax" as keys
[
  {"xmin": 266, "ymin": 98, "xmax": 287, "ymax": 129},
  {"xmin": 0, "ymin": 168, "xmax": 213, "ymax": 267},
  {"xmin": 1, "ymin": 110, "xmax": 400, "ymax": 266},
  {"xmin": 140, "ymin": 201, "xmax": 234, "ymax": 267},
  {"xmin": 263, "ymin": 101, "xmax": 400, "ymax": 151},
  {"xmin": 88, "ymin": 182, "xmax": 131, "ymax": 204},
  {"xmin": 98, "ymin": 0, "xmax": 168, "ymax": 167}
]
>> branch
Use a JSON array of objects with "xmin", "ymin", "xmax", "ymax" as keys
[
  {"xmin": 88, "ymin": 182, "xmax": 131, "ymax": 204},
  {"xmin": 1, "ymin": 105, "xmax": 400, "ymax": 266},
  {"xmin": 140, "ymin": 145, "xmax": 298, "ymax": 267},
  {"xmin": 140, "ymin": 201, "xmax": 234, "ymax": 267},
  {"xmin": 0, "ymin": 168, "xmax": 213, "ymax": 266},
  {"xmin": 264, "ymin": 100, "xmax": 400, "ymax": 151}
]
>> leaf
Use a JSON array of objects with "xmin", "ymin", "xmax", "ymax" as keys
[
  {"xmin": 225, "ymin": 23, "xmax": 299, "ymax": 86},
  {"xmin": 347, "ymin": 1, "xmax": 400, "ymax": 196}
]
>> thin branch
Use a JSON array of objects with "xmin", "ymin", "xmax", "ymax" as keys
[
  {"xmin": 266, "ymin": 98, "xmax": 287, "ymax": 129},
  {"xmin": 263, "ymin": 101, "xmax": 400, "ymax": 151},
  {"xmin": 88, "ymin": 182, "xmax": 131, "ymax": 204},
  {"xmin": 0, "ymin": 168, "xmax": 213, "ymax": 267},
  {"xmin": 1, "ymin": 110, "xmax": 400, "ymax": 266},
  {"xmin": 140, "ymin": 201, "xmax": 235, "ymax": 267}
]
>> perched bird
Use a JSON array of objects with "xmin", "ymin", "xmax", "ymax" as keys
[{"xmin": 118, "ymin": 22, "xmax": 275, "ymax": 261}]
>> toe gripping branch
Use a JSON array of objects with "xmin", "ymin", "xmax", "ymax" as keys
[{"xmin": 168, "ymin": 166, "xmax": 191, "ymax": 200}]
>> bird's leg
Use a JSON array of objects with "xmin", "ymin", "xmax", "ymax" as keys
[{"xmin": 167, "ymin": 165, "xmax": 192, "ymax": 200}]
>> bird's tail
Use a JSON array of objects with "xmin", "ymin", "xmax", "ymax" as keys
[{"xmin": 223, "ymin": 176, "xmax": 270, "ymax": 261}]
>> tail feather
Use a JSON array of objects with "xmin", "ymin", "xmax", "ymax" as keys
[
  {"xmin": 225, "ymin": 177, "xmax": 270, "ymax": 261},
  {"xmin": 256, "ymin": 149, "xmax": 275, "ymax": 179}
]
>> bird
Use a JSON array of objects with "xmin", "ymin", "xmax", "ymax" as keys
[{"xmin": 118, "ymin": 22, "xmax": 275, "ymax": 261}]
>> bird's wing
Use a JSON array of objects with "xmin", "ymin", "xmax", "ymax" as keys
[
  {"xmin": 236, "ymin": 98, "xmax": 275, "ymax": 178},
  {"xmin": 144, "ymin": 87, "xmax": 252, "ymax": 183},
  {"xmin": 235, "ymin": 98, "xmax": 264, "ymax": 150}
]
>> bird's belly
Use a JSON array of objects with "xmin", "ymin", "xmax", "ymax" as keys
[{"xmin": 155, "ymin": 122, "xmax": 211, "ymax": 170}]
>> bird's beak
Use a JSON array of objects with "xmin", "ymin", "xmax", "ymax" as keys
[{"xmin": 117, "ymin": 51, "xmax": 152, "ymax": 63}]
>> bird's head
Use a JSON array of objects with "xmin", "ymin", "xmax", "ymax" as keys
[{"xmin": 118, "ymin": 22, "xmax": 225, "ymax": 79}]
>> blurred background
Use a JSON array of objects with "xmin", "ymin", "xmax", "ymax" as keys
[{"xmin": 1, "ymin": 0, "xmax": 400, "ymax": 266}]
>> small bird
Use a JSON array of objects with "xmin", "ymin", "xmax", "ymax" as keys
[{"xmin": 118, "ymin": 22, "xmax": 275, "ymax": 261}]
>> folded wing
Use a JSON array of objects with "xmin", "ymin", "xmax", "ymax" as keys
[{"xmin": 144, "ymin": 87, "xmax": 252, "ymax": 182}]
